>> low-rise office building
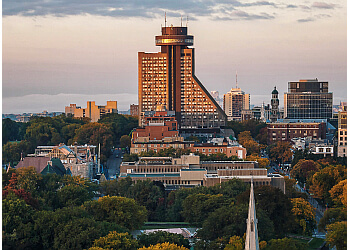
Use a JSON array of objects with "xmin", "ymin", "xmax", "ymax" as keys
[{"xmin": 120, "ymin": 155, "xmax": 285, "ymax": 192}]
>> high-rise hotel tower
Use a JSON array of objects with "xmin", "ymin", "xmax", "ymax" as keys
[{"xmin": 138, "ymin": 26, "xmax": 226, "ymax": 129}]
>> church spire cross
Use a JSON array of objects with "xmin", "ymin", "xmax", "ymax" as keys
[{"xmin": 245, "ymin": 177, "xmax": 259, "ymax": 250}]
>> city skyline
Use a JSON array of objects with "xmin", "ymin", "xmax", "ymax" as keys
[{"xmin": 3, "ymin": 0, "xmax": 347, "ymax": 113}]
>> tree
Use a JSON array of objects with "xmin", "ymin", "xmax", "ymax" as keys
[
  {"xmin": 138, "ymin": 242, "xmax": 189, "ymax": 250},
  {"xmin": 98, "ymin": 113, "xmax": 138, "ymax": 143},
  {"xmin": 290, "ymin": 198, "xmax": 316, "ymax": 235},
  {"xmin": 238, "ymin": 131, "xmax": 260, "ymax": 155},
  {"xmin": 120, "ymin": 135, "xmax": 132, "ymax": 148},
  {"xmin": 265, "ymin": 238, "xmax": 307, "ymax": 250},
  {"xmin": 237, "ymin": 185, "xmax": 293, "ymax": 237},
  {"xmin": 224, "ymin": 236, "xmax": 243, "ymax": 250},
  {"xmin": 57, "ymin": 185, "xmax": 93, "ymax": 207},
  {"xmin": 283, "ymin": 176, "xmax": 307, "ymax": 199},
  {"xmin": 53, "ymin": 217, "xmax": 105, "ymax": 250},
  {"xmin": 246, "ymin": 154, "xmax": 269, "ymax": 168},
  {"xmin": 84, "ymin": 196, "xmax": 147, "ymax": 230},
  {"xmin": 2, "ymin": 140, "xmax": 31, "ymax": 165},
  {"xmin": 89, "ymin": 232, "xmax": 139, "ymax": 250},
  {"xmin": 137, "ymin": 231, "xmax": 190, "ymax": 249},
  {"xmin": 308, "ymin": 164, "xmax": 346, "ymax": 203},
  {"xmin": 2, "ymin": 118, "xmax": 23, "ymax": 144},
  {"xmin": 25, "ymin": 121, "xmax": 61, "ymax": 146},
  {"xmin": 329, "ymin": 179, "xmax": 346, "ymax": 207},
  {"xmin": 325, "ymin": 221, "xmax": 347, "ymax": 250},
  {"xmin": 268, "ymin": 141, "xmax": 292, "ymax": 164},
  {"xmin": 16, "ymin": 166, "xmax": 42, "ymax": 195},
  {"xmin": 61, "ymin": 123, "xmax": 82, "ymax": 145},
  {"xmin": 2, "ymin": 193, "xmax": 37, "ymax": 249},
  {"xmin": 123, "ymin": 153, "xmax": 139, "ymax": 162},
  {"xmin": 255, "ymin": 127, "xmax": 268, "ymax": 145},
  {"xmin": 182, "ymin": 193, "xmax": 227, "ymax": 226},
  {"xmin": 290, "ymin": 160, "xmax": 319, "ymax": 185},
  {"xmin": 130, "ymin": 180, "xmax": 166, "ymax": 221},
  {"xmin": 197, "ymin": 204, "xmax": 246, "ymax": 241},
  {"xmin": 318, "ymin": 207, "xmax": 347, "ymax": 232},
  {"xmin": 73, "ymin": 123, "xmax": 115, "ymax": 162}
]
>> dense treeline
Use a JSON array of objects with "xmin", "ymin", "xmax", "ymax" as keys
[
  {"xmin": 2, "ymin": 114, "xmax": 138, "ymax": 165},
  {"xmin": 3, "ymin": 165, "xmax": 320, "ymax": 250},
  {"xmin": 290, "ymin": 157, "xmax": 347, "ymax": 250}
]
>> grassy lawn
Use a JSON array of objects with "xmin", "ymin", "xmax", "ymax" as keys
[
  {"xmin": 307, "ymin": 238, "xmax": 325, "ymax": 249},
  {"xmin": 287, "ymin": 234, "xmax": 325, "ymax": 250}
]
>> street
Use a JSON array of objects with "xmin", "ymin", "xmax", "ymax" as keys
[{"xmin": 106, "ymin": 149, "xmax": 123, "ymax": 179}]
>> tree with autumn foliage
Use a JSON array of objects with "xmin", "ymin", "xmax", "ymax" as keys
[
  {"xmin": 138, "ymin": 242, "xmax": 189, "ymax": 250},
  {"xmin": 325, "ymin": 221, "xmax": 347, "ymax": 250},
  {"xmin": 329, "ymin": 179, "xmax": 347, "ymax": 207},
  {"xmin": 224, "ymin": 235, "xmax": 243, "ymax": 250},
  {"xmin": 246, "ymin": 154, "xmax": 269, "ymax": 168},
  {"xmin": 290, "ymin": 160, "xmax": 320, "ymax": 185},
  {"xmin": 308, "ymin": 164, "xmax": 346, "ymax": 204},
  {"xmin": 238, "ymin": 131, "xmax": 260, "ymax": 155},
  {"xmin": 268, "ymin": 141, "xmax": 293, "ymax": 164},
  {"xmin": 89, "ymin": 232, "xmax": 139, "ymax": 250},
  {"xmin": 16, "ymin": 166, "xmax": 42, "ymax": 195},
  {"xmin": 290, "ymin": 198, "xmax": 316, "ymax": 235}
]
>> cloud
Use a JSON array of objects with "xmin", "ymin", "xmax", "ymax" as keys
[
  {"xmin": 312, "ymin": 2, "xmax": 336, "ymax": 9},
  {"xmin": 298, "ymin": 17, "xmax": 315, "ymax": 22},
  {"xmin": 212, "ymin": 10, "xmax": 275, "ymax": 21},
  {"xmin": 286, "ymin": 4, "xmax": 298, "ymax": 8},
  {"xmin": 3, "ymin": 0, "xmax": 277, "ymax": 21}
]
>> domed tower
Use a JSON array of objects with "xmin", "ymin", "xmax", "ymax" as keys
[{"xmin": 270, "ymin": 86, "xmax": 279, "ymax": 122}]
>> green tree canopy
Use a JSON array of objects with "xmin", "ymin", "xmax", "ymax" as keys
[
  {"xmin": 182, "ymin": 193, "xmax": 228, "ymax": 227},
  {"xmin": 265, "ymin": 238, "xmax": 307, "ymax": 250},
  {"xmin": 84, "ymin": 196, "xmax": 147, "ymax": 230}
]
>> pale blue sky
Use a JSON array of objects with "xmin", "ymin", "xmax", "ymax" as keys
[{"xmin": 3, "ymin": 0, "xmax": 347, "ymax": 113}]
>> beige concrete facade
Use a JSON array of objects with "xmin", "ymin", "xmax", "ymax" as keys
[
  {"xmin": 120, "ymin": 155, "xmax": 284, "ymax": 192},
  {"xmin": 66, "ymin": 101, "xmax": 117, "ymax": 122},
  {"xmin": 338, "ymin": 108, "xmax": 347, "ymax": 157}
]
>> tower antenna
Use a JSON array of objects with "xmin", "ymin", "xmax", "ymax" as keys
[
  {"xmin": 165, "ymin": 12, "xmax": 167, "ymax": 28},
  {"xmin": 236, "ymin": 71, "xmax": 238, "ymax": 89},
  {"xmin": 186, "ymin": 16, "xmax": 188, "ymax": 27},
  {"xmin": 181, "ymin": 15, "xmax": 183, "ymax": 27}
]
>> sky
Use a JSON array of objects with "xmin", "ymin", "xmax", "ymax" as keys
[{"xmin": 2, "ymin": 0, "xmax": 347, "ymax": 113}]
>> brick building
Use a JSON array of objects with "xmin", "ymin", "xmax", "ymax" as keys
[
  {"xmin": 130, "ymin": 104, "xmax": 139, "ymax": 117},
  {"xmin": 267, "ymin": 120, "xmax": 327, "ymax": 144}
]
